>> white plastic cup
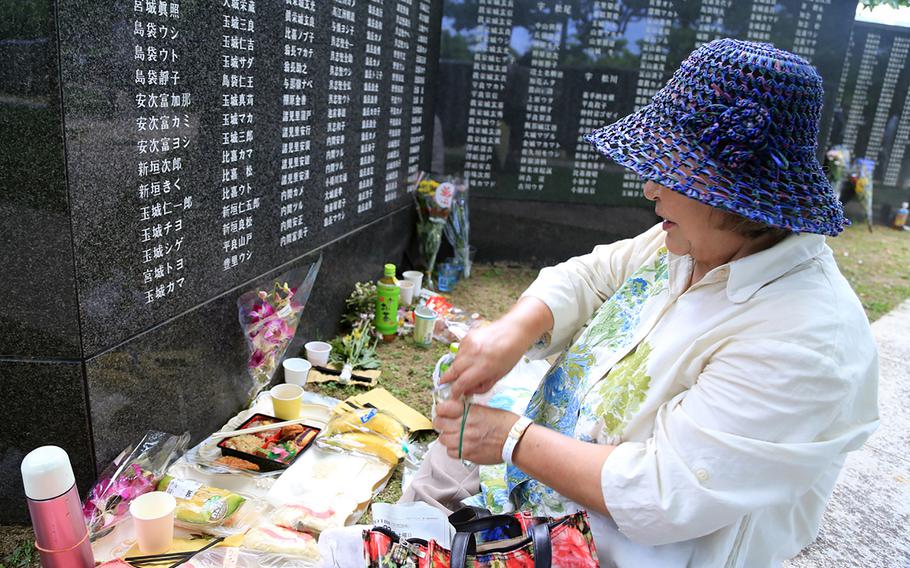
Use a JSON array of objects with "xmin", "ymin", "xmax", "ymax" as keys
[
  {"xmin": 402, "ymin": 270, "xmax": 423, "ymax": 299},
  {"xmin": 130, "ymin": 491, "xmax": 176, "ymax": 555},
  {"xmin": 398, "ymin": 280, "xmax": 416, "ymax": 306},
  {"xmin": 304, "ymin": 341, "xmax": 332, "ymax": 367},
  {"xmin": 283, "ymin": 357, "xmax": 312, "ymax": 387}
]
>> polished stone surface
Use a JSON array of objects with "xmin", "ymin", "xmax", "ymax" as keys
[
  {"xmin": 55, "ymin": 0, "xmax": 436, "ymax": 354},
  {"xmin": 0, "ymin": 360, "xmax": 95, "ymax": 523},
  {"xmin": 86, "ymin": 206, "xmax": 412, "ymax": 468},
  {"xmin": 471, "ymin": 197, "xmax": 657, "ymax": 265},
  {"xmin": 0, "ymin": 1, "xmax": 82, "ymax": 359},
  {"xmin": 436, "ymin": 0, "xmax": 857, "ymax": 204}
]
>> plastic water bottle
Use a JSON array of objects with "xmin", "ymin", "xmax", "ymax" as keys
[
  {"xmin": 375, "ymin": 263, "xmax": 400, "ymax": 342},
  {"xmin": 431, "ymin": 343, "xmax": 459, "ymax": 420}
]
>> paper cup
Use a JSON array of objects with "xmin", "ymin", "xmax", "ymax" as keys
[
  {"xmin": 283, "ymin": 357, "xmax": 312, "ymax": 387},
  {"xmin": 271, "ymin": 383, "xmax": 303, "ymax": 420},
  {"xmin": 398, "ymin": 280, "xmax": 416, "ymax": 306},
  {"xmin": 304, "ymin": 341, "xmax": 332, "ymax": 367},
  {"xmin": 414, "ymin": 306, "xmax": 437, "ymax": 347},
  {"xmin": 130, "ymin": 491, "xmax": 176, "ymax": 555},
  {"xmin": 402, "ymin": 270, "xmax": 423, "ymax": 298}
]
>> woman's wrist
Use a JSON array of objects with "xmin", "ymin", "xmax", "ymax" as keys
[{"xmin": 501, "ymin": 296, "xmax": 554, "ymax": 350}]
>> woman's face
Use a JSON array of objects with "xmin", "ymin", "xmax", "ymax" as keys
[{"xmin": 642, "ymin": 180, "xmax": 745, "ymax": 261}]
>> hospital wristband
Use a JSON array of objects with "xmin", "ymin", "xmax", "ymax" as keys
[{"xmin": 502, "ymin": 416, "xmax": 533, "ymax": 466}]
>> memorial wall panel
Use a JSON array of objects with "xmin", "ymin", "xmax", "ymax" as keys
[
  {"xmin": 56, "ymin": 0, "xmax": 440, "ymax": 354},
  {"xmin": 827, "ymin": 21, "xmax": 910, "ymax": 209},
  {"xmin": 436, "ymin": 0, "xmax": 857, "ymax": 205}
]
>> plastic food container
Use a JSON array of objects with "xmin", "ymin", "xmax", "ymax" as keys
[{"xmin": 217, "ymin": 414, "xmax": 320, "ymax": 472}]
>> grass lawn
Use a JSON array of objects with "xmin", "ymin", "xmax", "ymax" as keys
[
  {"xmin": 2, "ymin": 225, "xmax": 907, "ymax": 567},
  {"xmin": 825, "ymin": 224, "xmax": 910, "ymax": 322}
]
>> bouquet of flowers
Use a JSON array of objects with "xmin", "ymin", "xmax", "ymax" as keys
[
  {"xmin": 238, "ymin": 257, "xmax": 322, "ymax": 400},
  {"xmin": 413, "ymin": 173, "xmax": 453, "ymax": 287},
  {"xmin": 83, "ymin": 431, "xmax": 190, "ymax": 539},
  {"xmin": 851, "ymin": 157, "xmax": 875, "ymax": 231},
  {"xmin": 443, "ymin": 176, "xmax": 471, "ymax": 278},
  {"xmin": 329, "ymin": 318, "xmax": 382, "ymax": 380},
  {"xmin": 340, "ymin": 280, "xmax": 377, "ymax": 331},
  {"xmin": 824, "ymin": 145, "xmax": 851, "ymax": 198}
]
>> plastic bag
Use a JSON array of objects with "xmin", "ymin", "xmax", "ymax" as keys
[
  {"xmin": 158, "ymin": 476, "xmax": 269, "ymax": 537},
  {"xmin": 270, "ymin": 491, "xmax": 361, "ymax": 534},
  {"xmin": 176, "ymin": 545, "xmax": 318, "ymax": 568},
  {"xmin": 443, "ymin": 175, "xmax": 471, "ymax": 278},
  {"xmin": 83, "ymin": 431, "xmax": 190, "ymax": 539},
  {"xmin": 266, "ymin": 445, "xmax": 394, "ymax": 532},
  {"xmin": 238, "ymin": 256, "xmax": 322, "ymax": 401},
  {"xmin": 317, "ymin": 408, "xmax": 409, "ymax": 465}
]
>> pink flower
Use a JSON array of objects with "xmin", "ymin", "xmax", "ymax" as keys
[
  {"xmin": 260, "ymin": 319, "xmax": 292, "ymax": 345},
  {"xmin": 249, "ymin": 349, "xmax": 266, "ymax": 368},
  {"xmin": 248, "ymin": 301, "xmax": 275, "ymax": 325}
]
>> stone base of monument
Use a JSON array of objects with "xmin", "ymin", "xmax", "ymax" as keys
[{"xmin": 0, "ymin": 207, "xmax": 413, "ymax": 523}]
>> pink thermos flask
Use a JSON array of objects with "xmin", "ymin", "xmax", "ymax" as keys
[{"xmin": 21, "ymin": 446, "xmax": 94, "ymax": 568}]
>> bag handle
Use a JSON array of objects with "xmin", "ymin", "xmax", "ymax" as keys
[
  {"xmin": 448, "ymin": 505, "xmax": 492, "ymax": 525},
  {"xmin": 450, "ymin": 521, "xmax": 551, "ymax": 568},
  {"xmin": 450, "ymin": 513, "xmax": 524, "ymax": 539}
]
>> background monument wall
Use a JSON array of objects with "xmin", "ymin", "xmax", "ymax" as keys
[{"xmin": 433, "ymin": 0, "xmax": 860, "ymax": 261}]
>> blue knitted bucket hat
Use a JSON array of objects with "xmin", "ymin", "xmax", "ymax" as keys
[{"xmin": 585, "ymin": 38, "xmax": 846, "ymax": 236}]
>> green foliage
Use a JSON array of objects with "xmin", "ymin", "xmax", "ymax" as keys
[
  {"xmin": 0, "ymin": 540, "xmax": 38, "ymax": 568},
  {"xmin": 329, "ymin": 320, "xmax": 382, "ymax": 370},
  {"xmin": 862, "ymin": 0, "xmax": 910, "ymax": 8}
]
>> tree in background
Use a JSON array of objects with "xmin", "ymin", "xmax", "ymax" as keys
[{"xmin": 863, "ymin": 1, "xmax": 910, "ymax": 8}]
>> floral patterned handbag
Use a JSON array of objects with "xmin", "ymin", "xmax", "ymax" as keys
[{"xmin": 363, "ymin": 508, "xmax": 599, "ymax": 567}]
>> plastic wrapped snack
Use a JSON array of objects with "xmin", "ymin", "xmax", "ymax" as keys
[
  {"xmin": 316, "ymin": 431, "xmax": 404, "ymax": 465},
  {"xmin": 243, "ymin": 524, "xmax": 321, "ymax": 563},
  {"xmin": 271, "ymin": 492, "xmax": 360, "ymax": 534},
  {"xmin": 317, "ymin": 408, "xmax": 408, "ymax": 464},
  {"xmin": 325, "ymin": 408, "xmax": 408, "ymax": 441},
  {"xmin": 157, "ymin": 476, "xmax": 265, "ymax": 536},
  {"xmin": 83, "ymin": 431, "xmax": 190, "ymax": 539}
]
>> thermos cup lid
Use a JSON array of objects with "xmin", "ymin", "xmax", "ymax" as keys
[{"xmin": 21, "ymin": 446, "xmax": 76, "ymax": 501}]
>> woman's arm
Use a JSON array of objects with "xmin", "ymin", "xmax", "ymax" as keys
[
  {"xmin": 433, "ymin": 401, "xmax": 615, "ymax": 515},
  {"xmin": 442, "ymin": 296, "xmax": 554, "ymax": 399},
  {"xmin": 512, "ymin": 422, "xmax": 615, "ymax": 516},
  {"xmin": 444, "ymin": 223, "xmax": 668, "ymax": 398}
]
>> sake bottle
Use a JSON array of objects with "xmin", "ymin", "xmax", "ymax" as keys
[{"xmin": 375, "ymin": 263, "xmax": 400, "ymax": 342}]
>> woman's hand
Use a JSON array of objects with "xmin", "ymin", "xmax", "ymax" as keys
[
  {"xmin": 434, "ymin": 400, "xmax": 519, "ymax": 465},
  {"xmin": 441, "ymin": 296, "xmax": 554, "ymax": 399}
]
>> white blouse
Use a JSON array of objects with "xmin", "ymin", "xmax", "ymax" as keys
[{"xmin": 520, "ymin": 223, "xmax": 879, "ymax": 567}]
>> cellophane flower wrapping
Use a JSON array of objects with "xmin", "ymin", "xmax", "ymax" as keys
[
  {"xmin": 443, "ymin": 176, "xmax": 471, "ymax": 278},
  {"xmin": 83, "ymin": 430, "xmax": 190, "ymax": 539},
  {"xmin": 413, "ymin": 174, "xmax": 452, "ymax": 286},
  {"xmin": 823, "ymin": 145, "xmax": 850, "ymax": 197},
  {"xmin": 238, "ymin": 256, "xmax": 322, "ymax": 401}
]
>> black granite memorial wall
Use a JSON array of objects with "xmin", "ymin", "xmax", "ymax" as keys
[
  {"xmin": 826, "ymin": 20, "xmax": 910, "ymax": 216},
  {"xmin": 434, "ymin": 0, "xmax": 859, "ymax": 260},
  {"xmin": 0, "ymin": 0, "xmax": 440, "ymax": 522}
]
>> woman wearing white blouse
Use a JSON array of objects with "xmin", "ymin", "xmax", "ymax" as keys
[{"xmin": 407, "ymin": 39, "xmax": 879, "ymax": 566}]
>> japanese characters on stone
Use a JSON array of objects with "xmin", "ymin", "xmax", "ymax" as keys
[
  {"xmin": 134, "ymin": 0, "xmax": 191, "ymax": 305},
  {"xmin": 280, "ymin": 0, "xmax": 315, "ymax": 247},
  {"xmin": 442, "ymin": 0, "xmax": 849, "ymax": 203},
  {"xmin": 221, "ymin": 0, "xmax": 258, "ymax": 273}
]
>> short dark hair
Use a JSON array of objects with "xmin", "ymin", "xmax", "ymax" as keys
[{"xmin": 712, "ymin": 209, "xmax": 792, "ymax": 240}]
